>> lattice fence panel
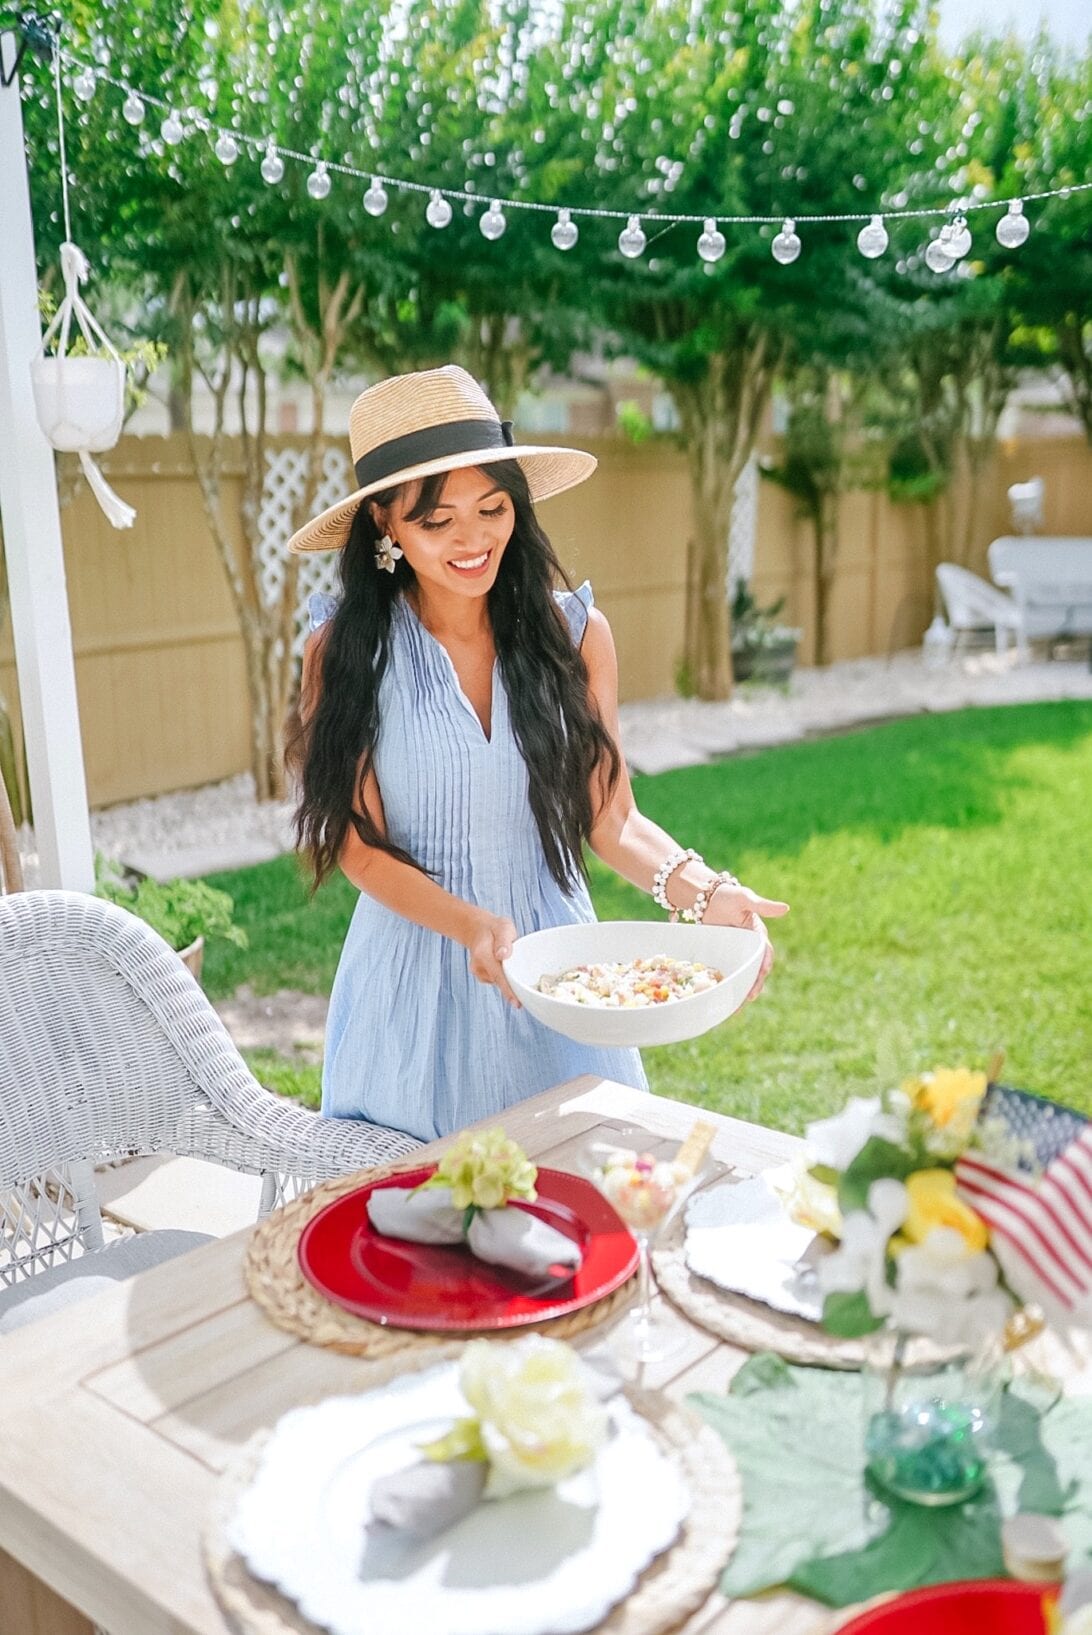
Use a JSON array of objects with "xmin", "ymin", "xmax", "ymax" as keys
[
  {"xmin": 727, "ymin": 455, "xmax": 759, "ymax": 593},
  {"xmin": 258, "ymin": 446, "xmax": 350, "ymax": 656}
]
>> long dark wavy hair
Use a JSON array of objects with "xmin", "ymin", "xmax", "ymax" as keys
[{"xmin": 289, "ymin": 460, "xmax": 620, "ymax": 893}]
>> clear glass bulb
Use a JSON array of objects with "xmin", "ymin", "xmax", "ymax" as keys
[
  {"xmin": 161, "ymin": 110, "xmax": 185, "ymax": 146},
  {"xmin": 946, "ymin": 214, "xmax": 972, "ymax": 258},
  {"xmin": 551, "ymin": 208, "xmax": 578, "ymax": 251},
  {"xmin": 306, "ymin": 163, "xmax": 331, "ymax": 201},
  {"xmin": 426, "ymin": 190, "xmax": 452, "ymax": 229},
  {"xmin": 260, "ymin": 145, "xmax": 284, "ymax": 185},
  {"xmin": 122, "ymin": 91, "xmax": 145, "ymax": 126},
  {"xmin": 925, "ymin": 236, "xmax": 954, "ymax": 273},
  {"xmin": 996, "ymin": 201, "xmax": 1030, "ymax": 249},
  {"xmin": 618, "ymin": 215, "xmax": 647, "ymax": 258},
  {"xmin": 771, "ymin": 218, "xmax": 801, "ymax": 264},
  {"xmin": 480, "ymin": 201, "xmax": 506, "ymax": 240},
  {"xmin": 73, "ymin": 69, "xmax": 96, "ymax": 104},
  {"xmin": 857, "ymin": 215, "xmax": 888, "ymax": 258},
  {"xmin": 363, "ymin": 178, "xmax": 388, "ymax": 216},
  {"xmin": 214, "ymin": 132, "xmax": 239, "ymax": 165},
  {"xmin": 697, "ymin": 218, "xmax": 726, "ymax": 263}
]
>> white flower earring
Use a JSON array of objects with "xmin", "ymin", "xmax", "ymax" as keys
[{"xmin": 375, "ymin": 534, "xmax": 404, "ymax": 574}]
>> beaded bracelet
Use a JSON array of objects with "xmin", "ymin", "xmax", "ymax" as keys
[
  {"xmin": 686, "ymin": 870, "xmax": 740, "ymax": 925},
  {"xmin": 652, "ymin": 847, "xmax": 703, "ymax": 916}
]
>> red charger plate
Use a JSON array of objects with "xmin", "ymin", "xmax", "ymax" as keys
[
  {"xmin": 297, "ymin": 1165, "xmax": 639, "ymax": 1331},
  {"xmin": 833, "ymin": 1580, "xmax": 1059, "ymax": 1635}
]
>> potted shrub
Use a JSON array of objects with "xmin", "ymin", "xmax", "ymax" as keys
[
  {"xmin": 730, "ymin": 582, "xmax": 803, "ymax": 685},
  {"xmin": 95, "ymin": 857, "xmax": 248, "ymax": 982}
]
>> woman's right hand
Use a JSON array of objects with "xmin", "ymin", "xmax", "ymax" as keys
[{"xmin": 462, "ymin": 909, "xmax": 521, "ymax": 1007}]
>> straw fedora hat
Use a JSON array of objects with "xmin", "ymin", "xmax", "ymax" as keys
[{"xmin": 288, "ymin": 364, "xmax": 597, "ymax": 554}]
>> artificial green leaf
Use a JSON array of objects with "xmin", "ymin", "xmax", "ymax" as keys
[
  {"xmin": 730, "ymin": 1353, "xmax": 794, "ymax": 1396},
  {"xmin": 418, "ymin": 1417, "xmax": 487, "ymax": 1464},
  {"xmin": 693, "ymin": 1363, "xmax": 1092, "ymax": 1609},
  {"xmin": 838, "ymin": 1138, "xmax": 918, "ymax": 1215},
  {"xmin": 822, "ymin": 1290, "xmax": 885, "ymax": 1338},
  {"xmin": 808, "ymin": 1164, "xmax": 842, "ymax": 1188}
]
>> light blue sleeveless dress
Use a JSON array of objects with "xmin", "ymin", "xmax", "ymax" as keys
[{"xmin": 310, "ymin": 582, "xmax": 648, "ymax": 1142}]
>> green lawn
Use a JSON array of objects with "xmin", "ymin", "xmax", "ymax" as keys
[{"xmin": 203, "ymin": 702, "xmax": 1092, "ymax": 1132}]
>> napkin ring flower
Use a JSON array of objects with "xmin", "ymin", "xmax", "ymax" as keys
[
  {"xmin": 420, "ymin": 1336, "xmax": 609, "ymax": 1499},
  {"xmin": 419, "ymin": 1127, "xmax": 538, "ymax": 1220}
]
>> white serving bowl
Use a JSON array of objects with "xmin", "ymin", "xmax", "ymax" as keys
[{"xmin": 503, "ymin": 920, "xmax": 765, "ymax": 1048}]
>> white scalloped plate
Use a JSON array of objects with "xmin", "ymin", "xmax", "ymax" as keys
[
  {"xmin": 683, "ymin": 1175, "xmax": 830, "ymax": 1321},
  {"xmin": 227, "ymin": 1364, "xmax": 689, "ymax": 1635}
]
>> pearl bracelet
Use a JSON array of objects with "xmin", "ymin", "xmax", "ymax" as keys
[
  {"xmin": 652, "ymin": 847, "xmax": 703, "ymax": 916},
  {"xmin": 685, "ymin": 870, "xmax": 740, "ymax": 925}
]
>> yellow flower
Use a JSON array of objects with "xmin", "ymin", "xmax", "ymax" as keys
[
  {"xmin": 428, "ymin": 1127, "xmax": 537, "ymax": 1211},
  {"xmin": 768, "ymin": 1161, "xmax": 843, "ymax": 1238},
  {"xmin": 904, "ymin": 1065, "xmax": 987, "ymax": 1140},
  {"xmin": 458, "ymin": 1336, "xmax": 608, "ymax": 1498},
  {"xmin": 901, "ymin": 1169, "xmax": 988, "ymax": 1255}
]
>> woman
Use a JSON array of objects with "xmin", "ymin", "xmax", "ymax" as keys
[{"xmin": 290, "ymin": 365, "xmax": 788, "ymax": 1141}]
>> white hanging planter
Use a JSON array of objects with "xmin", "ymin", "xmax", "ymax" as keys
[
  {"xmin": 31, "ymin": 353, "xmax": 125, "ymax": 452},
  {"xmin": 31, "ymin": 241, "xmax": 135, "ymax": 529}
]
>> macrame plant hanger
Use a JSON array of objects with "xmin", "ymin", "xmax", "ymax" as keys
[{"xmin": 30, "ymin": 38, "xmax": 135, "ymax": 528}]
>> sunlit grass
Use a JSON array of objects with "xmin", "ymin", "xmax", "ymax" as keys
[{"xmin": 204, "ymin": 702, "xmax": 1092, "ymax": 1131}]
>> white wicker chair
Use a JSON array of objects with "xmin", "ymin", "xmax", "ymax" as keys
[{"xmin": 0, "ymin": 890, "xmax": 421, "ymax": 1310}]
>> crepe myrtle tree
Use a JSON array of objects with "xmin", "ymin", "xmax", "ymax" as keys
[
  {"xmin": 999, "ymin": 40, "xmax": 1092, "ymax": 446},
  {"xmin": 554, "ymin": 0, "xmax": 947, "ymax": 698},
  {"xmin": 21, "ymin": 0, "xmax": 482, "ymax": 798},
  {"xmin": 846, "ymin": 30, "xmax": 1080, "ymax": 576}
]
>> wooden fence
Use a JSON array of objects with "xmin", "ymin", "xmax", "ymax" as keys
[{"xmin": 1, "ymin": 431, "xmax": 1089, "ymax": 809}]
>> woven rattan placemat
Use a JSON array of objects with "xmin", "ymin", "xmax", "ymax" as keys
[
  {"xmin": 204, "ymin": 1342, "xmax": 740, "ymax": 1635},
  {"xmin": 246, "ymin": 1163, "xmax": 637, "ymax": 1358}
]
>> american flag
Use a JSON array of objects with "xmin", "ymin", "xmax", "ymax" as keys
[{"xmin": 955, "ymin": 1086, "xmax": 1092, "ymax": 1319}]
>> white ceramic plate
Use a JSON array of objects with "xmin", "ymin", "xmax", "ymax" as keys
[
  {"xmin": 228, "ymin": 1363, "xmax": 689, "ymax": 1635},
  {"xmin": 683, "ymin": 1175, "xmax": 829, "ymax": 1321},
  {"xmin": 503, "ymin": 920, "xmax": 765, "ymax": 1047}
]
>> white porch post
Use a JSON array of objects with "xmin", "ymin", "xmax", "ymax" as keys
[{"xmin": 0, "ymin": 31, "xmax": 94, "ymax": 891}]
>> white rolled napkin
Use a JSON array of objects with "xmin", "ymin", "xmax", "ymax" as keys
[
  {"xmin": 366, "ymin": 1185, "xmax": 582, "ymax": 1278},
  {"xmin": 466, "ymin": 1208, "xmax": 582, "ymax": 1279},
  {"xmin": 365, "ymin": 1184, "xmax": 465, "ymax": 1245},
  {"xmin": 369, "ymin": 1458, "xmax": 487, "ymax": 1540}
]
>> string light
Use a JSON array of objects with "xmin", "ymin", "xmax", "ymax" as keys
[
  {"xmin": 697, "ymin": 218, "xmax": 726, "ymax": 262},
  {"xmin": 426, "ymin": 189, "xmax": 453, "ymax": 228},
  {"xmin": 479, "ymin": 200, "xmax": 506, "ymax": 240},
  {"xmin": 771, "ymin": 218, "xmax": 801, "ymax": 264},
  {"xmin": 214, "ymin": 131, "xmax": 239, "ymax": 165},
  {"xmin": 363, "ymin": 177, "xmax": 388, "ymax": 216},
  {"xmin": 306, "ymin": 161, "xmax": 331, "ymax": 200},
  {"xmin": 946, "ymin": 212, "xmax": 972, "ymax": 258},
  {"xmin": 62, "ymin": 46, "xmax": 1089, "ymax": 270},
  {"xmin": 551, "ymin": 207, "xmax": 578, "ymax": 250},
  {"xmin": 618, "ymin": 215, "xmax": 646, "ymax": 258},
  {"xmin": 996, "ymin": 200, "xmax": 1031, "ymax": 248},
  {"xmin": 857, "ymin": 215, "xmax": 888, "ymax": 258},
  {"xmin": 260, "ymin": 142, "xmax": 284, "ymax": 185}
]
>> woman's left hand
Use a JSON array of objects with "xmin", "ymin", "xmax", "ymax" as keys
[{"xmin": 701, "ymin": 882, "xmax": 788, "ymax": 1002}]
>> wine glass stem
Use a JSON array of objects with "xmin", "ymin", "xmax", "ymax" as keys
[{"xmin": 636, "ymin": 1232, "xmax": 653, "ymax": 1329}]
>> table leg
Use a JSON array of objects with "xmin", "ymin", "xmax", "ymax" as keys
[{"xmin": 0, "ymin": 1547, "xmax": 95, "ymax": 1635}]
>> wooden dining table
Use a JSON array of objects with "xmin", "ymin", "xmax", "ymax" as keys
[{"xmin": 0, "ymin": 1076, "xmax": 914, "ymax": 1634}]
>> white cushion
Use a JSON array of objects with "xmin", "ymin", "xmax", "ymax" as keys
[{"xmin": 0, "ymin": 1230, "xmax": 213, "ymax": 1335}]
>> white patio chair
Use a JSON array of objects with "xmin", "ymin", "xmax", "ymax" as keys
[
  {"xmin": 0, "ymin": 890, "xmax": 421, "ymax": 1333},
  {"xmin": 935, "ymin": 563, "xmax": 1027, "ymax": 657}
]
